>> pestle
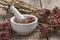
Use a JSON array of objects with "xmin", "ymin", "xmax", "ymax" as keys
[{"xmin": 10, "ymin": 6, "xmax": 25, "ymax": 20}]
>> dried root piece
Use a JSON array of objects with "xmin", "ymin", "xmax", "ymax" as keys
[
  {"xmin": 0, "ymin": 0, "xmax": 38, "ymax": 19},
  {"xmin": 0, "ymin": 0, "xmax": 37, "ymax": 14}
]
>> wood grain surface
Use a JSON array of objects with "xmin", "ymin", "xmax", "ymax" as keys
[{"xmin": 20, "ymin": 0, "xmax": 60, "ymax": 9}]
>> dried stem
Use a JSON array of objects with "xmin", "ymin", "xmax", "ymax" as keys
[
  {"xmin": 0, "ymin": 3, "xmax": 7, "ymax": 6},
  {"xmin": 38, "ymin": 22, "xmax": 60, "ymax": 27},
  {"xmin": 1, "ymin": 0, "xmax": 9, "ymax": 4},
  {"xmin": 0, "ymin": 7, "xmax": 5, "ymax": 8},
  {"xmin": 1, "ymin": 0, "xmax": 11, "ymax": 6}
]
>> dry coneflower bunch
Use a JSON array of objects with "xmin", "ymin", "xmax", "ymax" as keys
[
  {"xmin": 34, "ymin": 7, "xmax": 60, "ymax": 37},
  {"xmin": 0, "ymin": 20, "xmax": 11, "ymax": 40}
]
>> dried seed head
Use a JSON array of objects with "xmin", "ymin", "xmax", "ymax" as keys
[{"xmin": 5, "ymin": 6, "xmax": 8, "ymax": 9}]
